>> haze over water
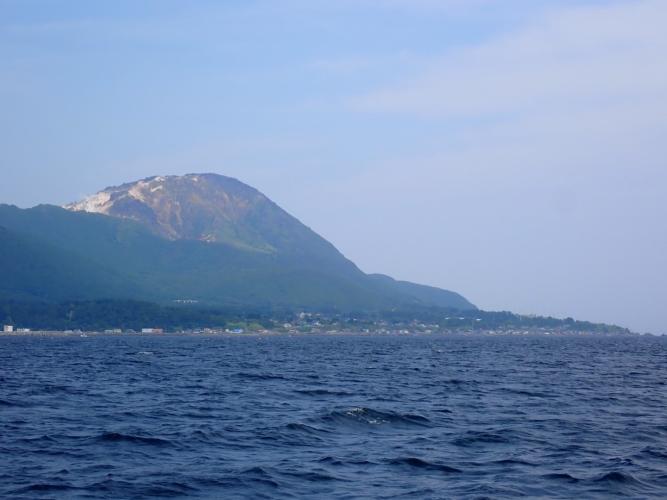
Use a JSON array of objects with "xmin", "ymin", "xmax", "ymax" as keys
[{"xmin": 2, "ymin": 334, "xmax": 666, "ymax": 499}]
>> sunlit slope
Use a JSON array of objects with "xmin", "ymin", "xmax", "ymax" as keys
[{"xmin": 0, "ymin": 175, "xmax": 475, "ymax": 310}]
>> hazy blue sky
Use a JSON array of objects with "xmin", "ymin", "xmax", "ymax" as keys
[{"xmin": 2, "ymin": 0, "xmax": 666, "ymax": 333}]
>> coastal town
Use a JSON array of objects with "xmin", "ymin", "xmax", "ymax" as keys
[{"xmin": 2, "ymin": 311, "xmax": 636, "ymax": 337}]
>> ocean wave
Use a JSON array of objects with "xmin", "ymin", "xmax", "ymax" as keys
[
  {"xmin": 386, "ymin": 457, "xmax": 462, "ymax": 473},
  {"xmin": 294, "ymin": 388, "xmax": 354, "ymax": 396},
  {"xmin": 452, "ymin": 429, "xmax": 514, "ymax": 446},
  {"xmin": 592, "ymin": 471, "xmax": 641, "ymax": 484},
  {"xmin": 638, "ymin": 446, "xmax": 667, "ymax": 459},
  {"xmin": 238, "ymin": 467, "xmax": 281, "ymax": 489},
  {"xmin": 318, "ymin": 456, "xmax": 377, "ymax": 467},
  {"xmin": 0, "ymin": 398, "xmax": 24, "ymax": 407},
  {"xmin": 499, "ymin": 387, "xmax": 556, "ymax": 398},
  {"xmin": 236, "ymin": 372, "xmax": 288, "ymax": 381},
  {"xmin": 284, "ymin": 422, "xmax": 331, "ymax": 435},
  {"xmin": 10, "ymin": 483, "xmax": 78, "ymax": 494},
  {"xmin": 542, "ymin": 472, "xmax": 581, "ymax": 482},
  {"xmin": 280, "ymin": 470, "xmax": 345, "ymax": 482},
  {"xmin": 489, "ymin": 458, "xmax": 537, "ymax": 467},
  {"xmin": 317, "ymin": 407, "xmax": 432, "ymax": 428},
  {"xmin": 96, "ymin": 432, "xmax": 173, "ymax": 446}
]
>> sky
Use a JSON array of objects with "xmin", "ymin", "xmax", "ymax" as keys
[{"xmin": 1, "ymin": 0, "xmax": 666, "ymax": 333}]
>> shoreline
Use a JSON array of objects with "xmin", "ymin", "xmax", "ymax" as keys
[{"xmin": 0, "ymin": 330, "xmax": 647, "ymax": 338}]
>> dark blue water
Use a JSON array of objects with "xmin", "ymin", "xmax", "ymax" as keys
[{"xmin": 1, "ymin": 334, "xmax": 666, "ymax": 499}]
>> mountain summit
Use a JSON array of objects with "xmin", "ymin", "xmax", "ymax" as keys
[
  {"xmin": 1, "ymin": 174, "xmax": 475, "ymax": 311},
  {"xmin": 65, "ymin": 174, "xmax": 321, "ymax": 254}
]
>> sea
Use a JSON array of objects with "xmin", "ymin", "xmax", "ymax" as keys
[{"xmin": 1, "ymin": 334, "xmax": 666, "ymax": 499}]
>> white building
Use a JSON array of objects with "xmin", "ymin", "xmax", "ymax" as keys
[
  {"xmin": 141, "ymin": 328, "xmax": 164, "ymax": 334},
  {"xmin": 3, "ymin": 325, "xmax": 14, "ymax": 333}
]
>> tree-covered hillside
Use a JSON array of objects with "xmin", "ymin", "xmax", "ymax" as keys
[{"xmin": 0, "ymin": 203, "xmax": 475, "ymax": 311}]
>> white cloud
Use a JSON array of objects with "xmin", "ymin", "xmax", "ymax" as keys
[{"xmin": 355, "ymin": 0, "xmax": 667, "ymax": 118}]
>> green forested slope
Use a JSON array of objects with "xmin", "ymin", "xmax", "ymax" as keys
[{"xmin": 0, "ymin": 204, "xmax": 475, "ymax": 310}]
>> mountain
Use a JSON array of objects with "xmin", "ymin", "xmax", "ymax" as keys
[
  {"xmin": 368, "ymin": 274, "xmax": 475, "ymax": 311},
  {"xmin": 0, "ymin": 174, "xmax": 475, "ymax": 311},
  {"xmin": 0, "ymin": 225, "xmax": 135, "ymax": 302},
  {"xmin": 65, "ymin": 174, "xmax": 342, "ymax": 257}
]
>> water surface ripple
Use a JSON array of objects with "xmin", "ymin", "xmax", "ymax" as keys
[{"xmin": 1, "ymin": 334, "xmax": 666, "ymax": 499}]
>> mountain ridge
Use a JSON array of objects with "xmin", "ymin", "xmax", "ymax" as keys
[{"xmin": 0, "ymin": 173, "xmax": 476, "ymax": 311}]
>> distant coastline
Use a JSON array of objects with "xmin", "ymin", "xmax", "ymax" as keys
[{"xmin": 1, "ymin": 329, "xmax": 642, "ymax": 338}]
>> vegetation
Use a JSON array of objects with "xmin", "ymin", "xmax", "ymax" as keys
[
  {"xmin": 0, "ymin": 299, "xmax": 630, "ymax": 334},
  {"xmin": 0, "ymin": 204, "xmax": 475, "ymax": 311},
  {"xmin": 0, "ymin": 299, "xmax": 257, "ymax": 331}
]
